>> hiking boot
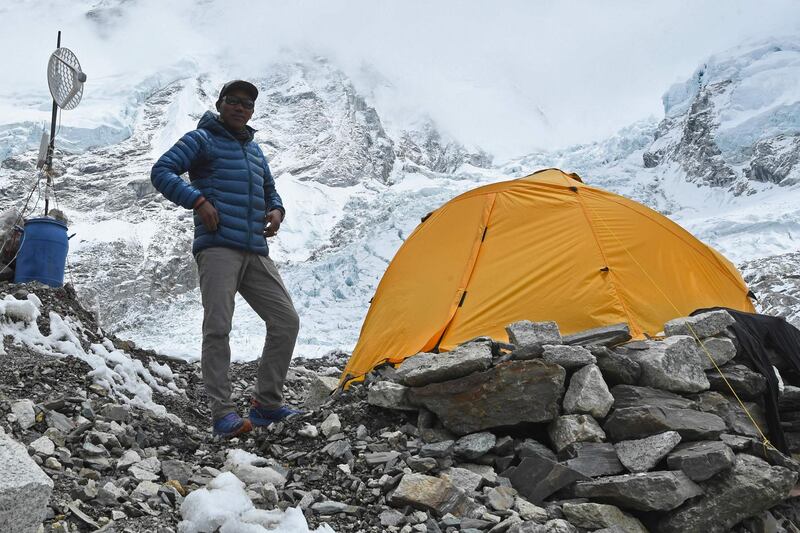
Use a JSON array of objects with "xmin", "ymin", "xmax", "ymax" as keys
[
  {"xmin": 212, "ymin": 412, "xmax": 252, "ymax": 438},
  {"xmin": 249, "ymin": 401, "xmax": 304, "ymax": 427}
]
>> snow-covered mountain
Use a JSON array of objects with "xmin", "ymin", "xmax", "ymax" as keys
[{"xmin": 1, "ymin": 33, "xmax": 799, "ymax": 361}]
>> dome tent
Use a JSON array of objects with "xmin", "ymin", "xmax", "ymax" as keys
[{"xmin": 341, "ymin": 168, "xmax": 755, "ymax": 385}]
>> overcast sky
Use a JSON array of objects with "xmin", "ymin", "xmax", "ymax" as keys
[{"xmin": 2, "ymin": 0, "xmax": 800, "ymax": 158}]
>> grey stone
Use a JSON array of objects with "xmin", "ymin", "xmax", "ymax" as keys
[
  {"xmin": 11, "ymin": 400, "xmax": 36, "ymax": 430},
  {"xmin": 604, "ymin": 406, "xmax": 726, "ymax": 441},
  {"xmin": 322, "ymin": 440, "xmax": 352, "ymax": 461},
  {"xmin": 131, "ymin": 480, "xmax": 160, "ymax": 501},
  {"xmin": 515, "ymin": 497, "xmax": 548, "ymax": 522},
  {"xmin": 408, "ymin": 360, "xmax": 565, "ymax": 435},
  {"xmin": 562, "ymin": 364, "xmax": 614, "ymax": 418},
  {"xmin": 610, "ymin": 384, "xmax": 694, "ymax": 410},
  {"xmin": 367, "ymin": 381, "xmax": 417, "ymax": 411},
  {"xmin": 161, "ymin": 459, "xmax": 192, "ymax": 486},
  {"xmin": 516, "ymin": 439, "xmax": 557, "ymax": 462},
  {"xmin": 0, "ymin": 432, "xmax": 53, "ymax": 533},
  {"xmin": 625, "ymin": 336, "xmax": 709, "ymax": 393},
  {"xmin": 100, "ymin": 403, "xmax": 130, "ymax": 422},
  {"xmin": 542, "ymin": 345, "xmax": 596, "ymax": 369},
  {"xmin": 379, "ymin": 509, "xmax": 405, "ymax": 527},
  {"xmin": 592, "ymin": 347, "xmax": 641, "ymax": 386},
  {"xmin": 420, "ymin": 440, "xmax": 454, "ymax": 458},
  {"xmin": 493, "ymin": 435, "xmax": 515, "ymax": 456},
  {"xmin": 666, "ymin": 441, "xmax": 736, "ymax": 481},
  {"xmin": 320, "ymin": 413, "xmax": 341, "ymax": 437},
  {"xmin": 558, "ymin": 442, "xmax": 625, "ymax": 478},
  {"xmin": 507, "ymin": 344, "xmax": 545, "ymax": 361},
  {"xmin": 695, "ymin": 336, "xmax": 737, "ymax": 370},
  {"xmin": 407, "ymin": 456, "xmax": 438, "ymax": 473},
  {"xmin": 45, "ymin": 410, "xmax": 74, "ymax": 433},
  {"xmin": 706, "ymin": 363, "xmax": 767, "ymax": 400},
  {"xmin": 130, "ymin": 457, "xmax": 162, "ymax": 481},
  {"xmin": 659, "ymin": 454, "xmax": 797, "ymax": 533},
  {"xmin": 364, "ymin": 451, "xmax": 401, "ymax": 465},
  {"xmin": 304, "ymin": 374, "xmax": 339, "ymax": 409},
  {"xmin": 486, "ymin": 486, "xmax": 517, "ymax": 511},
  {"xmin": 455, "ymin": 432, "xmax": 496, "ymax": 460},
  {"xmin": 664, "ymin": 310, "xmax": 734, "ymax": 338},
  {"xmin": 562, "ymin": 323, "xmax": 631, "ymax": 347},
  {"xmin": 397, "ymin": 341, "xmax": 493, "ymax": 387},
  {"xmin": 574, "ymin": 470, "xmax": 703, "ymax": 511},
  {"xmin": 506, "ymin": 320, "xmax": 562, "ymax": 348},
  {"xmin": 692, "ymin": 391, "xmax": 767, "ymax": 439},
  {"xmin": 614, "ymin": 431, "xmax": 682, "ymax": 473},
  {"xmin": 462, "ymin": 463, "xmax": 498, "ymax": 485},
  {"xmin": 508, "ymin": 455, "xmax": 588, "ymax": 504},
  {"xmin": 391, "ymin": 473, "xmax": 477, "ymax": 517},
  {"xmin": 29, "ymin": 436, "xmax": 55, "ymax": 456},
  {"xmin": 311, "ymin": 501, "xmax": 359, "ymax": 514},
  {"xmin": 439, "ymin": 467, "xmax": 483, "ymax": 493},
  {"xmin": 561, "ymin": 503, "xmax": 648, "ymax": 533},
  {"xmin": 548, "ymin": 414, "xmax": 606, "ymax": 452}
]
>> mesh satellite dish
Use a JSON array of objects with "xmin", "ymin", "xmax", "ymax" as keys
[{"xmin": 47, "ymin": 47, "xmax": 87, "ymax": 110}]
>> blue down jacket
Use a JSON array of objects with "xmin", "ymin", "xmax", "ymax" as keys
[{"xmin": 150, "ymin": 111, "xmax": 284, "ymax": 256}]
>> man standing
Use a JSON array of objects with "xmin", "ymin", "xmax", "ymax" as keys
[{"xmin": 151, "ymin": 80, "xmax": 300, "ymax": 438}]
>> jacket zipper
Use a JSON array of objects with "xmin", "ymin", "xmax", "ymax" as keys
[{"xmin": 240, "ymin": 143, "xmax": 254, "ymax": 250}]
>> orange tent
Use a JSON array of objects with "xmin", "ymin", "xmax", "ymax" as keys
[{"xmin": 341, "ymin": 168, "xmax": 754, "ymax": 385}]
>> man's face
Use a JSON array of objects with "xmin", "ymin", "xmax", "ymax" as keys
[{"xmin": 218, "ymin": 89, "xmax": 255, "ymax": 130}]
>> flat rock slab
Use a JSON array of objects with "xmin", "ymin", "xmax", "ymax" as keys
[
  {"xmin": 659, "ymin": 454, "xmax": 798, "ymax": 533},
  {"xmin": 563, "ymin": 364, "xmax": 614, "ymax": 419},
  {"xmin": 625, "ymin": 336, "xmax": 709, "ymax": 393},
  {"xmin": 706, "ymin": 364, "xmax": 767, "ymax": 400},
  {"xmin": 610, "ymin": 384, "xmax": 694, "ymax": 410},
  {"xmin": 397, "ymin": 341, "xmax": 492, "ymax": 387},
  {"xmin": 666, "ymin": 441, "xmax": 736, "ymax": 481},
  {"xmin": 509, "ymin": 455, "xmax": 588, "ymax": 504},
  {"xmin": 516, "ymin": 439, "xmax": 557, "ymax": 462},
  {"xmin": 548, "ymin": 414, "xmax": 606, "ymax": 452},
  {"xmin": 558, "ymin": 442, "xmax": 625, "ymax": 478},
  {"xmin": 562, "ymin": 323, "xmax": 632, "ymax": 347},
  {"xmin": 506, "ymin": 320, "xmax": 562, "ymax": 348},
  {"xmin": 367, "ymin": 381, "xmax": 417, "ymax": 411},
  {"xmin": 614, "ymin": 431, "xmax": 682, "ymax": 473},
  {"xmin": 0, "ymin": 432, "xmax": 54, "ymax": 533},
  {"xmin": 391, "ymin": 473, "xmax": 476, "ymax": 517},
  {"xmin": 696, "ymin": 336, "xmax": 737, "ymax": 370},
  {"xmin": 574, "ymin": 470, "xmax": 703, "ymax": 511},
  {"xmin": 454, "ymin": 432, "xmax": 496, "ymax": 460},
  {"xmin": 408, "ymin": 360, "xmax": 565, "ymax": 436},
  {"xmin": 664, "ymin": 310, "xmax": 735, "ymax": 338},
  {"xmin": 592, "ymin": 347, "xmax": 641, "ymax": 386},
  {"xmin": 561, "ymin": 502, "xmax": 648, "ymax": 533},
  {"xmin": 604, "ymin": 406, "xmax": 726, "ymax": 442},
  {"xmin": 542, "ymin": 345, "xmax": 596, "ymax": 369}
]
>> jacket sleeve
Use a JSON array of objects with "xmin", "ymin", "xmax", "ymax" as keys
[
  {"xmin": 150, "ymin": 130, "xmax": 206, "ymax": 210},
  {"xmin": 262, "ymin": 156, "xmax": 285, "ymax": 220}
]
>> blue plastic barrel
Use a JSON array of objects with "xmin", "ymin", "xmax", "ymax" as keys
[{"xmin": 14, "ymin": 217, "xmax": 69, "ymax": 287}]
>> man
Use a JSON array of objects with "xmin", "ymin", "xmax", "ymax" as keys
[{"xmin": 151, "ymin": 80, "xmax": 300, "ymax": 438}]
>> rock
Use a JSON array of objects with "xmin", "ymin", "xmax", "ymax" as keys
[
  {"xmin": 131, "ymin": 480, "xmax": 160, "ymax": 500},
  {"xmin": 706, "ymin": 364, "xmax": 767, "ymax": 400},
  {"xmin": 506, "ymin": 320, "xmax": 562, "ymax": 348},
  {"xmin": 439, "ymin": 467, "xmax": 483, "ymax": 493},
  {"xmin": 396, "ymin": 341, "xmax": 493, "ymax": 387},
  {"xmin": 695, "ymin": 336, "xmax": 737, "ymax": 369},
  {"xmin": 659, "ymin": 454, "xmax": 797, "ymax": 533},
  {"xmin": 130, "ymin": 457, "xmax": 162, "ymax": 481},
  {"xmin": 541, "ymin": 345, "xmax": 596, "ymax": 369},
  {"xmin": 379, "ymin": 509, "xmax": 405, "ymax": 527},
  {"xmin": 548, "ymin": 414, "xmax": 606, "ymax": 452},
  {"xmin": 558, "ymin": 442, "xmax": 625, "ymax": 478},
  {"xmin": 574, "ymin": 470, "xmax": 703, "ymax": 511},
  {"xmin": 614, "ymin": 431, "xmax": 682, "ymax": 473},
  {"xmin": 592, "ymin": 347, "xmax": 641, "ymax": 386},
  {"xmin": 44, "ymin": 457, "xmax": 62, "ymax": 470},
  {"xmin": 298, "ymin": 423, "xmax": 320, "ymax": 438},
  {"xmin": 516, "ymin": 439, "xmax": 557, "ymax": 462},
  {"xmin": 364, "ymin": 451, "xmax": 401, "ymax": 465},
  {"xmin": 625, "ymin": 336, "xmax": 709, "ymax": 393},
  {"xmin": 604, "ymin": 406, "xmax": 726, "ymax": 441},
  {"xmin": 562, "ymin": 323, "xmax": 631, "ymax": 347},
  {"xmin": 0, "ymin": 432, "xmax": 53, "ymax": 533},
  {"xmin": 664, "ymin": 310, "xmax": 734, "ymax": 338},
  {"xmin": 610, "ymin": 384, "xmax": 695, "ymax": 410},
  {"xmin": 320, "ymin": 413, "xmax": 342, "ymax": 437},
  {"xmin": 486, "ymin": 486, "xmax": 517, "ymax": 511},
  {"xmin": 692, "ymin": 391, "xmax": 767, "ymax": 439},
  {"xmin": 161, "ymin": 460, "xmax": 193, "ymax": 486},
  {"xmin": 407, "ymin": 456, "xmax": 438, "ymax": 473},
  {"xmin": 100, "ymin": 403, "xmax": 130, "ymax": 422},
  {"xmin": 368, "ymin": 381, "xmax": 417, "ymax": 411},
  {"xmin": 29, "ymin": 435, "xmax": 55, "ymax": 456},
  {"xmin": 462, "ymin": 463, "xmax": 498, "ymax": 485},
  {"xmin": 562, "ymin": 364, "xmax": 614, "ymax": 418},
  {"xmin": 117, "ymin": 449, "xmax": 142, "ymax": 470},
  {"xmin": 391, "ymin": 473, "xmax": 476, "ymax": 517},
  {"xmin": 304, "ymin": 374, "xmax": 339, "ymax": 409},
  {"xmin": 408, "ymin": 360, "xmax": 565, "ymax": 435},
  {"xmin": 420, "ymin": 440, "xmax": 454, "ymax": 458},
  {"xmin": 11, "ymin": 399, "xmax": 36, "ymax": 430},
  {"xmin": 311, "ymin": 501, "xmax": 360, "ymax": 514},
  {"xmin": 508, "ymin": 455, "xmax": 587, "ymax": 504},
  {"xmin": 508, "ymin": 519, "xmax": 578, "ymax": 533},
  {"xmin": 515, "ymin": 498, "xmax": 548, "ymax": 522},
  {"xmin": 454, "ymin": 432, "xmax": 496, "ymax": 460},
  {"xmin": 561, "ymin": 503, "xmax": 647, "ymax": 533},
  {"xmin": 45, "ymin": 410, "xmax": 74, "ymax": 433},
  {"xmin": 666, "ymin": 441, "xmax": 736, "ymax": 481}
]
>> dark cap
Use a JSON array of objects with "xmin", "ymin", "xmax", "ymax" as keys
[{"xmin": 218, "ymin": 80, "xmax": 258, "ymax": 102}]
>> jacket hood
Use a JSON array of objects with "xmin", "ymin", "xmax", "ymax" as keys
[{"xmin": 197, "ymin": 111, "xmax": 256, "ymax": 142}]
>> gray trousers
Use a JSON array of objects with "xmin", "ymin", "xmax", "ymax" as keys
[{"xmin": 195, "ymin": 247, "xmax": 299, "ymax": 420}]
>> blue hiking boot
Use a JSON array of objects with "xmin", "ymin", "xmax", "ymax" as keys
[
  {"xmin": 249, "ymin": 401, "xmax": 304, "ymax": 427},
  {"xmin": 212, "ymin": 412, "xmax": 253, "ymax": 438}
]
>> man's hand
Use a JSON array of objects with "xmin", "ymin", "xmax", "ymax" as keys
[
  {"xmin": 264, "ymin": 209, "xmax": 283, "ymax": 237},
  {"xmin": 195, "ymin": 200, "xmax": 219, "ymax": 231}
]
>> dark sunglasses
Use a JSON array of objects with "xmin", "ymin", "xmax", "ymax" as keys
[{"xmin": 223, "ymin": 95, "xmax": 255, "ymax": 110}]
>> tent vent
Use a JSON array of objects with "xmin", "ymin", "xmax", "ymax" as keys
[
  {"xmin": 458, "ymin": 291, "xmax": 467, "ymax": 307},
  {"xmin": 600, "ymin": 266, "xmax": 610, "ymax": 272},
  {"xmin": 481, "ymin": 227, "xmax": 488, "ymax": 242}
]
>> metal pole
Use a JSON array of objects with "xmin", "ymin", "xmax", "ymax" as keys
[{"xmin": 44, "ymin": 30, "xmax": 61, "ymax": 216}]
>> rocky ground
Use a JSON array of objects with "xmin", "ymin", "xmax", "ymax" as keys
[{"xmin": 3, "ymin": 283, "xmax": 800, "ymax": 533}]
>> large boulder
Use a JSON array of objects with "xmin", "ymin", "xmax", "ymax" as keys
[
  {"xmin": 592, "ymin": 347, "xmax": 641, "ymax": 386},
  {"xmin": 604, "ymin": 406, "xmax": 726, "ymax": 441},
  {"xmin": 610, "ymin": 384, "xmax": 694, "ymax": 410},
  {"xmin": 367, "ymin": 381, "xmax": 417, "ymax": 411},
  {"xmin": 506, "ymin": 320, "xmax": 562, "ymax": 348},
  {"xmin": 692, "ymin": 391, "xmax": 766, "ymax": 439},
  {"xmin": 562, "ymin": 323, "xmax": 632, "ymax": 348},
  {"xmin": 705, "ymin": 364, "xmax": 767, "ymax": 400},
  {"xmin": 666, "ymin": 441, "xmax": 736, "ymax": 482},
  {"xmin": 659, "ymin": 454, "xmax": 797, "ymax": 533},
  {"xmin": 542, "ymin": 345, "xmax": 596, "ymax": 369},
  {"xmin": 390, "ymin": 473, "xmax": 477, "ymax": 517},
  {"xmin": 558, "ymin": 442, "xmax": 625, "ymax": 478},
  {"xmin": 408, "ymin": 360, "xmax": 565, "ymax": 435},
  {"xmin": 625, "ymin": 336, "xmax": 709, "ymax": 393},
  {"xmin": 0, "ymin": 431, "xmax": 54, "ymax": 533},
  {"xmin": 396, "ymin": 341, "xmax": 493, "ymax": 386},
  {"xmin": 561, "ymin": 503, "xmax": 647, "ymax": 533},
  {"xmin": 562, "ymin": 364, "xmax": 614, "ymax": 419},
  {"xmin": 548, "ymin": 414, "xmax": 606, "ymax": 452},
  {"xmin": 664, "ymin": 310, "xmax": 735, "ymax": 338},
  {"xmin": 695, "ymin": 336, "xmax": 737, "ymax": 370},
  {"xmin": 574, "ymin": 471, "xmax": 703, "ymax": 511},
  {"xmin": 508, "ymin": 455, "xmax": 587, "ymax": 504},
  {"xmin": 614, "ymin": 431, "xmax": 682, "ymax": 473}
]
